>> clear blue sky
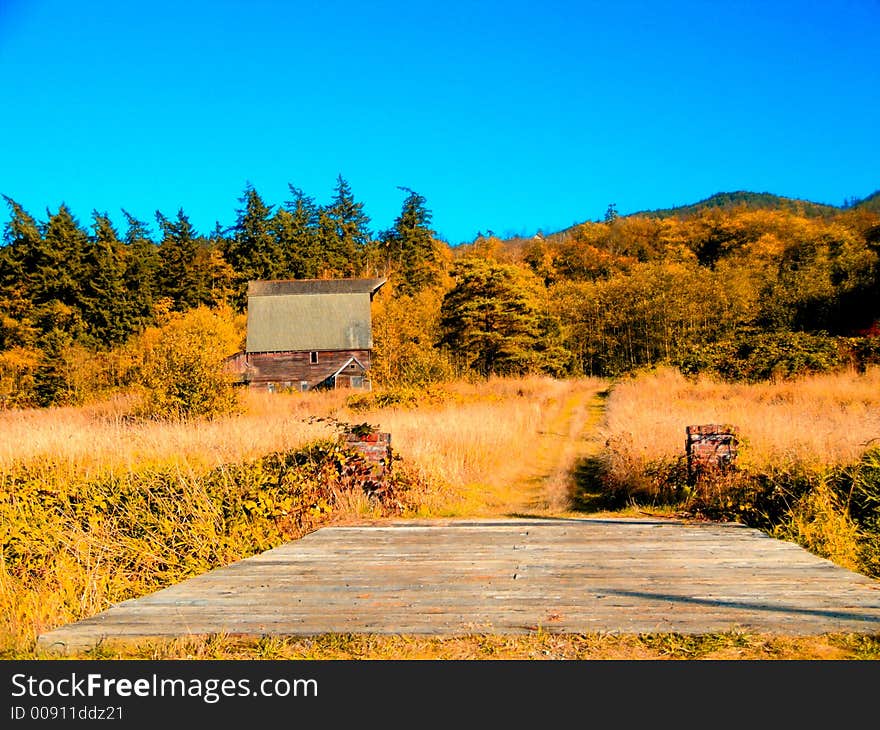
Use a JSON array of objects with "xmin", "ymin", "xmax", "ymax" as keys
[{"xmin": 1, "ymin": 0, "xmax": 878, "ymax": 245}]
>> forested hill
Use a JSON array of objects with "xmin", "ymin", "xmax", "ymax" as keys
[
  {"xmin": 555, "ymin": 189, "xmax": 880, "ymax": 233},
  {"xmin": 856, "ymin": 190, "xmax": 880, "ymax": 214},
  {"xmin": 548, "ymin": 185, "xmax": 880, "ymax": 245},
  {"xmin": 632, "ymin": 191, "xmax": 842, "ymax": 219}
]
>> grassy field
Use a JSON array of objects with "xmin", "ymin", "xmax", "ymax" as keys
[
  {"xmin": 73, "ymin": 630, "xmax": 880, "ymax": 661},
  {"xmin": 3, "ymin": 371, "xmax": 879, "ymax": 659},
  {"xmin": 1, "ymin": 376, "xmax": 608, "ymax": 656},
  {"xmin": 593, "ymin": 366, "xmax": 880, "ymax": 577},
  {"xmin": 600, "ymin": 366, "xmax": 880, "ymax": 473}
]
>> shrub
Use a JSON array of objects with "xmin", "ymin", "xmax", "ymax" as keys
[
  {"xmin": 0, "ymin": 438, "xmax": 421, "ymax": 652},
  {"xmin": 130, "ymin": 306, "xmax": 242, "ymax": 420},
  {"xmin": 679, "ymin": 330, "xmax": 843, "ymax": 382}
]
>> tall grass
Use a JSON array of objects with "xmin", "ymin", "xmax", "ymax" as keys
[
  {"xmin": 601, "ymin": 366, "xmax": 880, "ymax": 472},
  {"xmin": 1, "ymin": 376, "xmax": 596, "ymax": 655},
  {"xmin": 0, "ymin": 390, "xmax": 345, "ymax": 478},
  {"xmin": 597, "ymin": 366, "xmax": 880, "ymax": 576}
]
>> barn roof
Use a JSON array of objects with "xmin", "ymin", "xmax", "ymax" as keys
[
  {"xmin": 245, "ymin": 278, "xmax": 386, "ymax": 353},
  {"xmin": 247, "ymin": 278, "xmax": 386, "ymax": 297}
]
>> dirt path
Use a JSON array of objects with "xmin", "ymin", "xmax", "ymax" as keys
[{"xmin": 502, "ymin": 379, "xmax": 609, "ymax": 516}]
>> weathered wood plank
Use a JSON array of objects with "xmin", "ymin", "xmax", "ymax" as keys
[{"xmin": 36, "ymin": 517, "xmax": 880, "ymax": 654}]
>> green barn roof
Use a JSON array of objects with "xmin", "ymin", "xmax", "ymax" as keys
[{"xmin": 245, "ymin": 278, "xmax": 386, "ymax": 353}]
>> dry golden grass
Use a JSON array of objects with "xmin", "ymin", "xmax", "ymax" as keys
[
  {"xmin": 47, "ymin": 631, "xmax": 880, "ymax": 661},
  {"xmin": 1, "ymin": 376, "xmax": 611, "ymax": 656},
  {"xmin": 0, "ymin": 390, "xmax": 345, "ymax": 479},
  {"xmin": 602, "ymin": 366, "xmax": 880, "ymax": 473},
  {"xmin": 7, "ymin": 375, "xmax": 608, "ymax": 516},
  {"xmin": 0, "ymin": 376, "xmax": 605, "ymax": 505}
]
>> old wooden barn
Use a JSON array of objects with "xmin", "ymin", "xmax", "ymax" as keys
[{"xmin": 226, "ymin": 277, "xmax": 386, "ymax": 392}]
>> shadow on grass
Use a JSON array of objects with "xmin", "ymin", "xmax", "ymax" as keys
[
  {"xmin": 566, "ymin": 387, "xmax": 628, "ymax": 513},
  {"xmin": 569, "ymin": 455, "xmax": 625, "ymax": 512}
]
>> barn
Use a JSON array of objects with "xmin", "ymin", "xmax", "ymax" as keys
[{"xmin": 226, "ymin": 277, "xmax": 386, "ymax": 392}]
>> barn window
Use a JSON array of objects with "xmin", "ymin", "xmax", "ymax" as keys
[{"xmin": 309, "ymin": 351, "xmax": 319, "ymax": 364}]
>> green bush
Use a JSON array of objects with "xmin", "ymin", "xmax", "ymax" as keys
[{"xmin": 679, "ymin": 330, "xmax": 842, "ymax": 382}]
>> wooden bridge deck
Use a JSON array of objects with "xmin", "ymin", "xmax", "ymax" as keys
[{"xmin": 37, "ymin": 518, "xmax": 880, "ymax": 653}]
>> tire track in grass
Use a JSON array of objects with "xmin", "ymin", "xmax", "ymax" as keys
[{"xmin": 507, "ymin": 379, "xmax": 609, "ymax": 516}]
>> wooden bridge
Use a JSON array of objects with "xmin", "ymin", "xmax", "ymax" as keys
[{"xmin": 37, "ymin": 517, "xmax": 880, "ymax": 654}]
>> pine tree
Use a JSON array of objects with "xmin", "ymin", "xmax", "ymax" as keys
[
  {"xmin": 323, "ymin": 174, "xmax": 371, "ymax": 276},
  {"xmin": 80, "ymin": 212, "xmax": 134, "ymax": 345},
  {"xmin": 380, "ymin": 187, "xmax": 440, "ymax": 294},
  {"xmin": 32, "ymin": 327, "xmax": 76, "ymax": 407},
  {"xmin": 0, "ymin": 197, "xmax": 42, "ymax": 293},
  {"xmin": 224, "ymin": 184, "xmax": 280, "ymax": 305},
  {"xmin": 311, "ymin": 207, "xmax": 336, "ymax": 277},
  {"xmin": 39, "ymin": 204, "xmax": 89, "ymax": 310},
  {"xmin": 438, "ymin": 259, "xmax": 571, "ymax": 377},
  {"xmin": 274, "ymin": 185, "xmax": 321, "ymax": 279},
  {"xmin": 122, "ymin": 209, "xmax": 159, "ymax": 330},
  {"xmin": 155, "ymin": 208, "xmax": 202, "ymax": 311}
]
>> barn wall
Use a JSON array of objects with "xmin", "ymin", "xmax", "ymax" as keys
[{"xmin": 239, "ymin": 350, "xmax": 372, "ymax": 390}]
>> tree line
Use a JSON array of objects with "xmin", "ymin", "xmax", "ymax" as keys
[
  {"xmin": 0, "ymin": 176, "xmax": 444, "ymax": 407},
  {"xmin": 1, "ymin": 180, "xmax": 879, "ymax": 410}
]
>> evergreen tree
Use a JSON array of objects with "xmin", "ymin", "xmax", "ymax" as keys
[
  {"xmin": 274, "ymin": 185, "xmax": 321, "ymax": 279},
  {"xmin": 80, "ymin": 212, "xmax": 134, "ymax": 345},
  {"xmin": 0, "ymin": 197, "xmax": 42, "ymax": 293},
  {"xmin": 380, "ymin": 187, "xmax": 440, "ymax": 294},
  {"xmin": 315, "ymin": 206, "xmax": 344, "ymax": 277},
  {"xmin": 39, "ymin": 204, "xmax": 89, "ymax": 310},
  {"xmin": 323, "ymin": 174, "xmax": 371, "ymax": 276},
  {"xmin": 224, "ymin": 184, "xmax": 280, "ymax": 305},
  {"xmin": 438, "ymin": 258, "xmax": 571, "ymax": 377},
  {"xmin": 155, "ymin": 208, "xmax": 202, "ymax": 311},
  {"xmin": 32, "ymin": 327, "xmax": 76, "ymax": 407},
  {"xmin": 121, "ymin": 209, "xmax": 159, "ymax": 330}
]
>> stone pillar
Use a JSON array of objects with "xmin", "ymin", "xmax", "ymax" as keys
[
  {"xmin": 685, "ymin": 424, "xmax": 739, "ymax": 480},
  {"xmin": 341, "ymin": 430, "xmax": 392, "ymax": 494}
]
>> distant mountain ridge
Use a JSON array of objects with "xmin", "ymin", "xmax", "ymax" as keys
[
  {"xmin": 631, "ymin": 191, "xmax": 844, "ymax": 219},
  {"xmin": 554, "ymin": 189, "xmax": 880, "ymax": 232},
  {"xmin": 856, "ymin": 189, "xmax": 880, "ymax": 213},
  {"xmin": 547, "ymin": 188, "xmax": 879, "ymax": 239}
]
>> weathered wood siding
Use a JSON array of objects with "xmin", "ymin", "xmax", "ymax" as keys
[{"xmin": 232, "ymin": 350, "xmax": 371, "ymax": 390}]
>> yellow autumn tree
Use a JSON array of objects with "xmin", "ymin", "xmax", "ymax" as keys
[
  {"xmin": 370, "ymin": 283, "xmax": 455, "ymax": 387},
  {"xmin": 131, "ymin": 305, "xmax": 244, "ymax": 419}
]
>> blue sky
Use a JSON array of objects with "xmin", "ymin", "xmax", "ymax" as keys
[{"xmin": 1, "ymin": 0, "xmax": 878, "ymax": 245}]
